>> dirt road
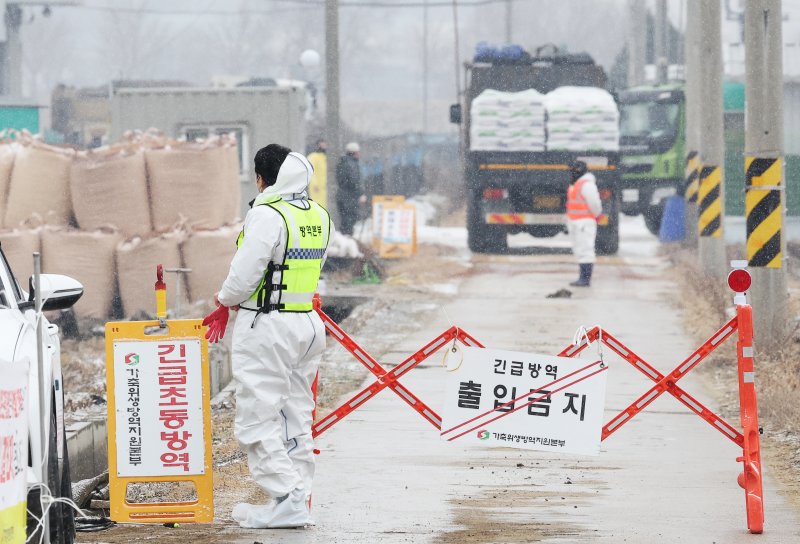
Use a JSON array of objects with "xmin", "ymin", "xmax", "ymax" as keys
[{"xmin": 78, "ymin": 218, "xmax": 800, "ymax": 543}]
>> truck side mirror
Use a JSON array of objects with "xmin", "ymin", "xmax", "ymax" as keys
[{"xmin": 450, "ymin": 104, "xmax": 462, "ymax": 124}]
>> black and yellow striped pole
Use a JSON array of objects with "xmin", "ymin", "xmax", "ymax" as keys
[
  {"xmin": 744, "ymin": 0, "xmax": 787, "ymax": 347},
  {"xmin": 696, "ymin": 0, "xmax": 726, "ymax": 277},
  {"xmin": 745, "ymin": 158, "xmax": 782, "ymax": 268},
  {"xmin": 683, "ymin": 150, "xmax": 700, "ymax": 246},
  {"xmin": 684, "ymin": 151, "xmax": 700, "ymax": 205},
  {"xmin": 697, "ymin": 164, "xmax": 722, "ymax": 238}
]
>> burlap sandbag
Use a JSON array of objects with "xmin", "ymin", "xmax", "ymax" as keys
[
  {"xmin": 4, "ymin": 140, "xmax": 73, "ymax": 228},
  {"xmin": 145, "ymin": 142, "xmax": 233, "ymax": 231},
  {"xmin": 71, "ymin": 150, "xmax": 152, "ymax": 237},
  {"xmin": 0, "ymin": 144, "xmax": 17, "ymax": 228},
  {"xmin": 222, "ymin": 143, "xmax": 242, "ymax": 223},
  {"xmin": 0, "ymin": 229, "xmax": 40, "ymax": 287},
  {"xmin": 41, "ymin": 228, "xmax": 121, "ymax": 319},
  {"xmin": 181, "ymin": 224, "xmax": 240, "ymax": 303},
  {"xmin": 116, "ymin": 231, "xmax": 187, "ymax": 317}
]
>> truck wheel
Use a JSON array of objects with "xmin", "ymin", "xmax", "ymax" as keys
[
  {"xmin": 596, "ymin": 223, "xmax": 619, "ymax": 255},
  {"xmin": 643, "ymin": 206, "xmax": 664, "ymax": 236},
  {"xmin": 467, "ymin": 192, "xmax": 507, "ymax": 253}
]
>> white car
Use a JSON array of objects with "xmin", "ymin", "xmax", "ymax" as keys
[{"xmin": 0, "ymin": 245, "xmax": 83, "ymax": 543}]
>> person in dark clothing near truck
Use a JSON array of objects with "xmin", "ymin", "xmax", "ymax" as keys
[{"xmin": 335, "ymin": 142, "xmax": 365, "ymax": 235}]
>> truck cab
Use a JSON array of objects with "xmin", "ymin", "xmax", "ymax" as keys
[{"xmin": 618, "ymin": 84, "xmax": 685, "ymax": 234}]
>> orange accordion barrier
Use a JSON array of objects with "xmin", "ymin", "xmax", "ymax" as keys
[{"xmin": 310, "ymin": 264, "xmax": 765, "ymax": 534}]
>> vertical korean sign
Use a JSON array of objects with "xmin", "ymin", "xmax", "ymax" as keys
[
  {"xmin": 441, "ymin": 347, "xmax": 608, "ymax": 456},
  {"xmin": 371, "ymin": 195, "xmax": 406, "ymax": 248},
  {"xmin": 113, "ymin": 340, "xmax": 205, "ymax": 476},
  {"xmin": 106, "ymin": 318, "xmax": 213, "ymax": 522},
  {"xmin": 0, "ymin": 359, "xmax": 28, "ymax": 544},
  {"xmin": 379, "ymin": 203, "xmax": 417, "ymax": 258}
]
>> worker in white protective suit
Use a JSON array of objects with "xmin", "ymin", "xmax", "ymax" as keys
[
  {"xmin": 565, "ymin": 160, "xmax": 603, "ymax": 287},
  {"xmin": 215, "ymin": 143, "xmax": 332, "ymax": 528}
]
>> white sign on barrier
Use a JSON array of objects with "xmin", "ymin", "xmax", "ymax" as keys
[
  {"xmin": 441, "ymin": 347, "xmax": 608, "ymax": 456},
  {"xmin": 0, "ymin": 358, "xmax": 29, "ymax": 544},
  {"xmin": 113, "ymin": 340, "xmax": 205, "ymax": 476}
]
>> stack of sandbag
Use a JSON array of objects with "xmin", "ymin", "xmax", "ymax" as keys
[
  {"xmin": 3, "ymin": 137, "xmax": 74, "ymax": 228},
  {"xmin": 71, "ymin": 147, "xmax": 152, "ymax": 237},
  {"xmin": 0, "ymin": 143, "xmax": 16, "ymax": 228},
  {"xmin": 469, "ymin": 89, "xmax": 546, "ymax": 151},
  {"xmin": 116, "ymin": 231, "xmax": 187, "ymax": 316},
  {"xmin": 0, "ymin": 228, "xmax": 40, "ymax": 286},
  {"xmin": 145, "ymin": 136, "xmax": 241, "ymax": 231},
  {"xmin": 41, "ymin": 228, "xmax": 122, "ymax": 319},
  {"xmin": 180, "ymin": 224, "xmax": 240, "ymax": 304},
  {"xmin": 544, "ymin": 86, "xmax": 619, "ymax": 152}
]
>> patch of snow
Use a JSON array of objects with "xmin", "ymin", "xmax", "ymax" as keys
[{"xmin": 327, "ymin": 231, "xmax": 363, "ymax": 258}]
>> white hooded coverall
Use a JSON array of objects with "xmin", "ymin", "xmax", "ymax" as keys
[
  {"xmin": 566, "ymin": 172, "xmax": 603, "ymax": 264},
  {"xmin": 217, "ymin": 152, "xmax": 332, "ymax": 503}
]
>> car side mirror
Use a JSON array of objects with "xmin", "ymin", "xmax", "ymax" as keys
[
  {"xmin": 450, "ymin": 103, "xmax": 462, "ymax": 124},
  {"xmin": 24, "ymin": 274, "xmax": 84, "ymax": 312}
]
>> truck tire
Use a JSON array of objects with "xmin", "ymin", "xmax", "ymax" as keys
[
  {"xmin": 643, "ymin": 205, "xmax": 664, "ymax": 236},
  {"xmin": 467, "ymin": 192, "xmax": 507, "ymax": 253},
  {"xmin": 596, "ymin": 223, "xmax": 619, "ymax": 255}
]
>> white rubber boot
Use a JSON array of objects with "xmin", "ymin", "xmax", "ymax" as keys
[{"xmin": 232, "ymin": 489, "xmax": 313, "ymax": 529}]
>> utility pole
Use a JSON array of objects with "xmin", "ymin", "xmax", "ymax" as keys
[
  {"xmin": 325, "ymin": 0, "xmax": 340, "ymax": 222},
  {"xmin": 0, "ymin": 3, "xmax": 22, "ymax": 95},
  {"xmin": 422, "ymin": 0, "xmax": 428, "ymax": 184},
  {"xmin": 627, "ymin": 0, "xmax": 646, "ymax": 87},
  {"xmin": 696, "ymin": 0, "xmax": 726, "ymax": 279},
  {"xmin": 683, "ymin": 0, "xmax": 700, "ymax": 246},
  {"xmin": 744, "ymin": 0, "xmax": 788, "ymax": 346},
  {"xmin": 654, "ymin": 0, "xmax": 668, "ymax": 84},
  {"xmin": 504, "ymin": 0, "xmax": 512, "ymax": 43},
  {"xmin": 0, "ymin": 1, "xmax": 79, "ymax": 96}
]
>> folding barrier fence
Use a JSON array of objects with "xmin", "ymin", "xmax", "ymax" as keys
[{"xmin": 311, "ymin": 265, "xmax": 764, "ymax": 534}]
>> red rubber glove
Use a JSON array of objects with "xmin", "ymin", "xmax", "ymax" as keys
[{"xmin": 202, "ymin": 305, "xmax": 229, "ymax": 344}]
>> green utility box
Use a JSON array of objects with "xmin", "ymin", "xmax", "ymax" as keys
[{"xmin": 0, "ymin": 97, "xmax": 43, "ymax": 133}]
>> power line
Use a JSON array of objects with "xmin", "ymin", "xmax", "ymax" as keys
[{"xmin": 78, "ymin": 0, "xmax": 510, "ymax": 15}]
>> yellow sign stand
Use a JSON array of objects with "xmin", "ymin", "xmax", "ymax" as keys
[
  {"xmin": 105, "ymin": 266, "xmax": 213, "ymax": 523},
  {"xmin": 378, "ymin": 202, "xmax": 417, "ymax": 259},
  {"xmin": 371, "ymin": 195, "xmax": 406, "ymax": 249}
]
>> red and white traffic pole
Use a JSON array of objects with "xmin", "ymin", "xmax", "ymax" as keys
[{"xmin": 728, "ymin": 260, "xmax": 764, "ymax": 534}]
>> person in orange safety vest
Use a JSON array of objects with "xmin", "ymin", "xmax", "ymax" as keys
[{"xmin": 566, "ymin": 160, "xmax": 603, "ymax": 287}]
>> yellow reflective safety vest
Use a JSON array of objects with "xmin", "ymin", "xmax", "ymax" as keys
[{"xmin": 237, "ymin": 197, "xmax": 330, "ymax": 314}]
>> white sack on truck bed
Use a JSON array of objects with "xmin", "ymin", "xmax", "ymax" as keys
[
  {"xmin": 116, "ymin": 231, "xmax": 187, "ymax": 316},
  {"xmin": 145, "ymin": 138, "xmax": 240, "ymax": 231},
  {"xmin": 71, "ymin": 148, "xmax": 152, "ymax": 237},
  {"xmin": 0, "ymin": 228, "xmax": 40, "ymax": 287},
  {"xmin": 41, "ymin": 227, "xmax": 122, "ymax": 319},
  {"xmin": 4, "ymin": 139, "xmax": 74, "ymax": 228},
  {"xmin": 181, "ymin": 224, "xmax": 240, "ymax": 304},
  {"xmin": 0, "ymin": 143, "xmax": 16, "ymax": 228},
  {"xmin": 544, "ymin": 86, "xmax": 620, "ymax": 152},
  {"xmin": 470, "ymin": 89, "xmax": 546, "ymax": 152}
]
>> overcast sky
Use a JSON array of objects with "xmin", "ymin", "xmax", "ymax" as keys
[{"xmin": 16, "ymin": 0, "xmax": 800, "ymax": 135}]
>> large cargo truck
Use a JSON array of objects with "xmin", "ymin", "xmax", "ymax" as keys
[
  {"xmin": 450, "ymin": 46, "xmax": 621, "ymax": 254},
  {"xmin": 618, "ymin": 84, "xmax": 685, "ymax": 234}
]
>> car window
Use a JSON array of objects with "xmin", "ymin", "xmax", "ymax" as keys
[{"xmin": 0, "ymin": 248, "xmax": 22, "ymax": 306}]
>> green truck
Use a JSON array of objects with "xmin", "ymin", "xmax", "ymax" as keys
[
  {"xmin": 618, "ymin": 84, "xmax": 685, "ymax": 234},
  {"xmin": 618, "ymin": 80, "xmax": 800, "ymax": 232}
]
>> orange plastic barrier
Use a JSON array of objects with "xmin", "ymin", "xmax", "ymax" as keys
[{"xmin": 312, "ymin": 266, "xmax": 764, "ymax": 534}]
